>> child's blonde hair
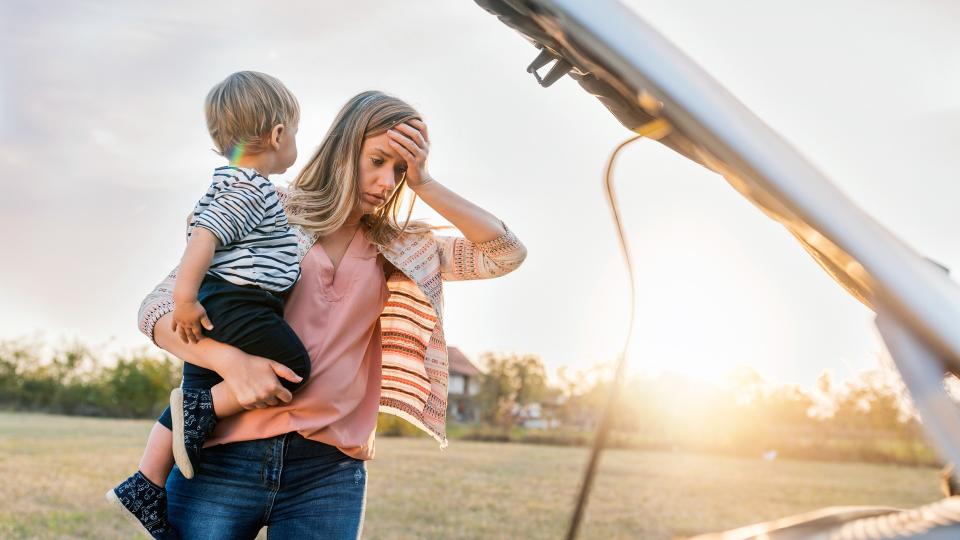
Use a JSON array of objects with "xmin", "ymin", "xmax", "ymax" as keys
[{"xmin": 204, "ymin": 71, "xmax": 300, "ymax": 159}]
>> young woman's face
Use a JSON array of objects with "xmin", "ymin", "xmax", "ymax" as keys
[{"xmin": 357, "ymin": 131, "xmax": 407, "ymax": 214}]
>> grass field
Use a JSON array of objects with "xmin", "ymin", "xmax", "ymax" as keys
[{"xmin": 0, "ymin": 412, "xmax": 945, "ymax": 539}]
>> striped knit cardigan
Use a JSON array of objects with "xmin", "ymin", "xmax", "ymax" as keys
[{"xmin": 137, "ymin": 193, "xmax": 527, "ymax": 447}]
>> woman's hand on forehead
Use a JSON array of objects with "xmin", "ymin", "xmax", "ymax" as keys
[{"xmin": 387, "ymin": 120, "xmax": 433, "ymax": 189}]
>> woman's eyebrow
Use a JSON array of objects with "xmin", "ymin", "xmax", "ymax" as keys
[{"xmin": 372, "ymin": 146, "xmax": 403, "ymax": 160}]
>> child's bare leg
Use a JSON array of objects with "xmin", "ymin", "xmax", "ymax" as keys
[
  {"xmin": 137, "ymin": 422, "xmax": 175, "ymax": 487},
  {"xmin": 211, "ymin": 381, "xmax": 245, "ymax": 418}
]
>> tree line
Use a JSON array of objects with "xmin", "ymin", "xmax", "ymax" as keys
[
  {"xmin": 0, "ymin": 340, "xmax": 180, "ymax": 418},
  {"xmin": 0, "ymin": 339, "xmax": 945, "ymax": 465},
  {"xmin": 468, "ymin": 352, "xmax": 939, "ymax": 466}
]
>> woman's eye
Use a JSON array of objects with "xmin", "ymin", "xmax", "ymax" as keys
[{"xmin": 371, "ymin": 158, "xmax": 384, "ymax": 166}]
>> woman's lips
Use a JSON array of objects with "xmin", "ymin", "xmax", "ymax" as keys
[{"xmin": 364, "ymin": 193, "xmax": 385, "ymax": 205}]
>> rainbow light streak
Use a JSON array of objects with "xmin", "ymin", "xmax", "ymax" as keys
[{"xmin": 228, "ymin": 142, "xmax": 246, "ymax": 163}]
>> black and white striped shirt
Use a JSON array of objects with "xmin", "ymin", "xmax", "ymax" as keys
[{"xmin": 188, "ymin": 166, "xmax": 300, "ymax": 292}]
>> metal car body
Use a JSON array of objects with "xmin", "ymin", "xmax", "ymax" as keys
[{"xmin": 473, "ymin": 1, "xmax": 960, "ymax": 537}]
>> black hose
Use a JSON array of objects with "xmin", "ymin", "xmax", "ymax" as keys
[{"xmin": 565, "ymin": 133, "xmax": 644, "ymax": 540}]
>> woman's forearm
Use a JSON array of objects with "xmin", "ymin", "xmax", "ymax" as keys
[
  {"xmin": 154, "ymin": 312, "xmax": 298, "ymax": 408},
  {"xmin": 411, "ymin": 179, "xmax": 505, "ymax": 243},
  {"xmin": 388, "ymin": 120, "xmax": 506, "ymax": 243},
  {"xmin": 154, "ymin": 312, "xmax": 237, "ymax": 374}
]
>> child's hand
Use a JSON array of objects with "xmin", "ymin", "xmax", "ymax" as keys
[{"xmin": 171, "ymin": 299, "xmax": 214, "ymax": 344}]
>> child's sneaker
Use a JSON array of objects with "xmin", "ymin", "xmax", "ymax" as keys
[
  {"xmin": 170, "ymin": 387, "xmax": 218, "ymax": 479},
  {"xmin": 105, "ymin": 471, "xmax": 177, "ymax": 539}
]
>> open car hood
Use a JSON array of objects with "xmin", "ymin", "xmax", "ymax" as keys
[
  {"xmin": 474, "ymin": 1, "xmax": 960, "ymax": 538},
  {"xmin": 474, "ymin": 0, "xmax": 960, "ymax": 369}
]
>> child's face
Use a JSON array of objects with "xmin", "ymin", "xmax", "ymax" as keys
[{"xmin": 274, "ymin": 122, "xmax": 299, "ymax": 174}]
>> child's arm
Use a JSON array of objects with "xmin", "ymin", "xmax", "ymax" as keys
[{"xmin": 171, "ymin": 227, "xmax": 218, "ymax": 344}]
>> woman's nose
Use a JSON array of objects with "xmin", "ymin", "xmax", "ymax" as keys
[{"xmin": 380, "ymin": 171, "xmax": 397, "ymax": 190}]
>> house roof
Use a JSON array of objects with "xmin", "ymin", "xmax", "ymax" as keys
[{"xmin": 448, "ymin": 347, "xmax": 481, "ymax": 376}]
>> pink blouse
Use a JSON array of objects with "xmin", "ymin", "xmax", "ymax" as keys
[{"xmin": 205, "ymin": 227, "xmax": 389, "ymax": 460}]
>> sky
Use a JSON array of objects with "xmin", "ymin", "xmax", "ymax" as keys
[{"xmin": 2, "ymin": 0, "xmax": 959, "ymax": 387}]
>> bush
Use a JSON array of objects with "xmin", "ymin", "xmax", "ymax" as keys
[
  {"xmin": 0, "ymin": 339, "xmax": 181, "ymax": 419},
  {"xmin": 376, "ymin": 412, "xmax": 429, "ymax": 438},
  {"xmin": 101, "ymin": 355, "xmax": 181, "ymax": 418}
]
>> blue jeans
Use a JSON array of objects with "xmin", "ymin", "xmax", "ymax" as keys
[{"xmin": 165, "ymin": 432, "xmax": 367, "ymax": 539}]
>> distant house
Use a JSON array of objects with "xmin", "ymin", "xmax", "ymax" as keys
[
  {"xmin": 513, "ymin": 400, "xmax": 563, "ymax": 430},
  {"xmin": 447, "ymin": 347, "xmax": 481, "ymax": 422}
]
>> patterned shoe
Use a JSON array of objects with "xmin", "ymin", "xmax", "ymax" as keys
[
  {"xmin": 105, "ymin": 471, "xmax": 177, "ymax": 539},
  {"xmin": 170, "ymin": 387, "xmax": 218, "ymax": 480}
]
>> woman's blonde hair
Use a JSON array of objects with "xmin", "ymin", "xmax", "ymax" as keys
[
  {"xmin": 205, "ymin": 71, "xmax": 300, "ymax": 158},
  {"xmin": 286, "ymin": 91, "xmax": 433, "ymax": 246}
]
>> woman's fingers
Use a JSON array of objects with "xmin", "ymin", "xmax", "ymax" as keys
[
  {"xmin": 388, "ymin": 138, "xmax": 416, "ymax": 165},
  {"xmin": 389, "ymin": 124, "xmax": 429, "ymax": 159},
  {"xmin": 394, "ymin": 122, "xmax": 427, "ymax": 148},
  {"xmin": 270, "ymin": 361, "xmax": 304, "ymax": 384},
  {"xmin": 387, "ymin": 124, "xmax": 432, "ymax": 188},
  {"xmin": 388, "ymin": 129, "xmax": 420, "ymax": 160},
  {"xmin": 253, "ymin": 388, "xmax": 290, "ymax": 409},
  {"xmin": 409, "ymin": 119, "xmax": 429, "ymax": 143}
]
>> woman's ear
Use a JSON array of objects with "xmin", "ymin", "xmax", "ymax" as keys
[{"xmin": 269, "ymin": 124, "xmax": 284, "ymax": 151}]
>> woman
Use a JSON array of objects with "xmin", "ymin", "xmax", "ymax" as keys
[{"xmin": 136, "ymin": 90, "xmax": 527, "ymax": 538}]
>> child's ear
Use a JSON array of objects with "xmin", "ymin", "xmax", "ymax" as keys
[{"xmin": 270, "ymin": 124, "xmax": 284, "ymax": 150}]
